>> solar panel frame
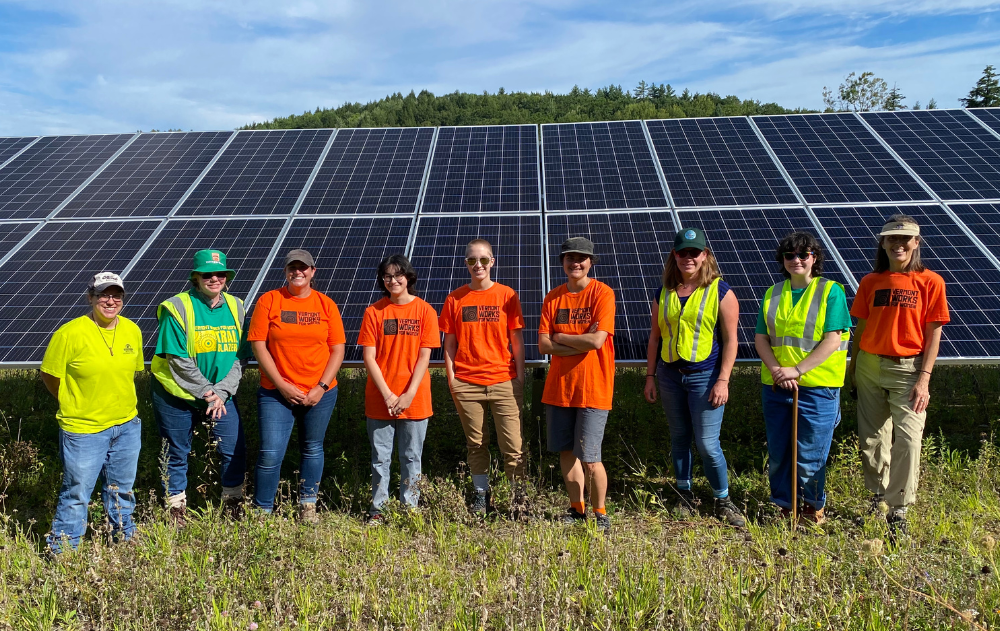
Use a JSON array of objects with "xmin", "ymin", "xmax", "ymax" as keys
[
  {"xmin": 0, "ymin": 137, "xmax": 39, "ymax": 169},
  {"xmin": 0, "ymin": 221, "xmax": 42, "ymax": 261},
  {"xmin": 966, "ymin": 108, "xmax": 1000, "ymax": 139}
]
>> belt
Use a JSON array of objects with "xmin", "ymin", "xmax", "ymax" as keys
[
  {"xmin": 876, "ymin": 354, "xmax": 919, "ymax": 364},
  {"xmin": 677, "ymin": 367, "xmax": 710, "ymax": 375}
]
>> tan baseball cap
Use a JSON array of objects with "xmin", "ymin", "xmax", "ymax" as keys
[{"xmin": 879, "ymin": 219, "xmax": 920, "ymax": 237}]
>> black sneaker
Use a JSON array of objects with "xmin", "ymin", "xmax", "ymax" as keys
[
  {"xmin": 674, "ymin": 489, "xmax": 697, "ymax": 518},
  {"xmin": 714, "ymin": 497, "xmax": 746, "ymax": 528},
  {"xmin": 470, "ymin": 491, "xmax": 488, "ymax": 516},
  {"xmin": 558, "ymin": 508, "xmax": 587, "ymax": 525},
  {"xmin": 222, "ymin": 497, "xmax": 244, "ymax": 521},
  {"xmin": 594, "ymin": 512, "xmax": 611, "ymax": 531},
  {"xmin": 887, "ymin": 510, "xmax": 908, "ymax": 539}
]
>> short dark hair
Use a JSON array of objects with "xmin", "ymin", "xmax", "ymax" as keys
[
  {"xmin": 775, "ymin": 232, "xmax": 825, "ymax": 278},
  {"xmin": 376, "ymin": 254, "xmax": 418, "ymax": 297}
]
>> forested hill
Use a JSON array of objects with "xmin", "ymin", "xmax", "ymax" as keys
[{"xmin": 242, "ymin": 84, "xmax": 814, "ymax": 129}]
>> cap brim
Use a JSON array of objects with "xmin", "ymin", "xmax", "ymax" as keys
[
  {"xmin": 878, "ymin": 229, "xmax": 919, "ymax": 237},
  {"xmin": 92, "ymin": 282, "xmax": 125, "ymax": 293},
  {"xmin": 560, "ymin": 250, "xmax": 599, "ymax": 262}
]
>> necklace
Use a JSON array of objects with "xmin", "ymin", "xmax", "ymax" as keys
[{"xmin": 92, "ymin": 315, "xmax": 118, "ymax": 356}]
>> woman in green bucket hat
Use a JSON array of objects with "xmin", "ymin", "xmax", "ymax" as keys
[{"xmin": 150, "ymin": 249, "xmax": 251, "ymax": 525}]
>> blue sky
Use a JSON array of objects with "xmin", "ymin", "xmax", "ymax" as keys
[{"xmin": 1, "ymin": 0, "xmax": 998, "ymax": 135}]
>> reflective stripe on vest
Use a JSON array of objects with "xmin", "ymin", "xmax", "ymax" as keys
[
  {"xmin": 658, "ymin": 277, "xmax": 721, "ymax": 364},
  {"xmin": 151, "ymin": 292, "xmax": 245, "ymax": 400},
  {"xmin": 761, "ymin": 277, "xmax": 849, "ymax": 388}
]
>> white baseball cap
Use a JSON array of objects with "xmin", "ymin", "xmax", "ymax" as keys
[{"xmin": 88, "ymin": 272, "xmax": 125, "ymax": 294}]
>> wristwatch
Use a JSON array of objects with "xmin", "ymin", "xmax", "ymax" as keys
[{"xmin": 318, "ymin": 382, "xmax": 330, "ymax": 391}]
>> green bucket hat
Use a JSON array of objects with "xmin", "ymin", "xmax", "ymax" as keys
[{"xmin": 191, "ymin": 249, "xmax": 235, "ymax": 281}]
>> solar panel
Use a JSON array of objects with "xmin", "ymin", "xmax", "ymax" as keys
[
  {"xmin": 969, "ymin": 108, "xmax": 1000, "ymax": 135},
  {"xmin": 545, "ymin": 212, "xmax": 677, "ymax": 361},
  {"xmin": 948, "ymin": 202, "xmax": 1000, "ymax": 250},
  {"xmin": 0, "ymin": 219, "xmax": 161, "ymax": 363},
  {"xmin": 420, "ymin": 126, "xmax": 540, "ymax": 213},
  {"xmin": 677, "ymin": 207, "xmax": 854, "ymax": 359},
  {"xmin": 124, "ymin": 217, "xmax": 288, "ymax": 351},
  {"xmin": 0, "ymin": 134, "xmax": 135, "ymax": 220},
  {"xmin": 253, "ymin": 216, "xmax": 413, "ymax": 362},
  {"xmin": 0, "ymin": 137, "xmax": 36, "ymax": 166},
  {"xmin": 298, "ymin": 128, "xmax": 434, "ymax": 215},
  {"xmin": 542, "ymin": 121, "xmax": 668, "ymax": 211},
  {"xmin": 646, "ymin": 118, "xmax": 799, "ymax": 207},
  {"xmin": 861, "ymin": 110, "xmax": 1000, "ymax": 201},
  {"xmin": 55, "ymin": 132, "xmax": 234, "ymax": 218},
  {"xmin": 0, "ymin": 222, "xmax": 39, "ymax": 259},
  {"xmin": 409, "ymin": 214, "xmax": 544, "ymax": 361},
  {"xmin": 812, "ymin": 204, "xmax": 1000, "ymax": 358},
  {"xmin": 175, "ymin": 130, "xmax": 332, "ymax": 216},
  {"xmin": 753, "ymin": 114, "xmax": 930, "ymax": 204}
]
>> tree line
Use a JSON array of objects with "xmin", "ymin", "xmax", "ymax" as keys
[{"xmin": 823, "ymin": 65, "xmax": 999, "ymax": 112}]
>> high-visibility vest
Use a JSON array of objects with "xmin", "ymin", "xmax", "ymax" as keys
[
  {"xmin": 657, "ymin": 278, "xmax": 721, "ymax": 363},
  {"xmin": 760, "ymin": 277, "xmax": 849, "ymax": 388},
  {"xmin": 150, "ymin": 291, "xmax": 245, "ymax": 401}
]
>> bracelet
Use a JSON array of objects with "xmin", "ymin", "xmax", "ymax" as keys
[
  {"xmin": 645, "ymin": 374, "xmax": 655, "ymax": 378},
  {"xmin": 919, "ymin": 370, "xmax": 932, "ymax": 376},
  {"xmin": 794, "ymin": 366, "xmax": 803, "ymax": 377},
  {"xmin": 716, "ymin": 378, "xmax": 728, "ymax": 382}
]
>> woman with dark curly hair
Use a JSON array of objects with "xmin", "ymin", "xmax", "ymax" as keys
[{"xmin": 754, "ymin": 232, "xmax": 851, "ymax": 525}]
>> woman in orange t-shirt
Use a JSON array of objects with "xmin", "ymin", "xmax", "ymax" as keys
[
  {"xmin": 248, "ymin": 249, "xmax": 346, "ymax": 521},
  {"xmin": 848, "ymin": 214, "xmax": 949, "ymax": 536},
  {"xmin": 358, "ymin": 254, "xmax": 440, "ymax": 522}
]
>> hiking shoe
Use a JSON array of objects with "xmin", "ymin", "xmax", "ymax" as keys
[
  {"xmin": 867, "ymin": 494, "xmax": 887, "ymax": 517},
  {"xmin": 300, "ymin": 503, "xmax": 319, "ymax": 524},
  {"xmin": 800, "ymin": 505, "xmax": 826, "ymax": 526},
  {"xmin": 887, "ymin": 510, "xmax": 908, "ymax": 538},
  {"xmin": 366, "ymin": 512, "xmax": 385, "ymax": 527},
  {"xmin": 594, "ymin": 512, "xmax": 611, "ymax": 532},
  {"xmin": 558, "ymin": 508, "xmax": 587, "ymax": 525},
  {"xmin": 169, "ymin": 505, "xmax": 188, "ymax": 528},
  {"xmin": 673, "ymin": 489, "xmax": 697, "ymax": 518},
  {"xmin": 714, "ymin": 497, "xmax": 746, "ymax": 528},
  {"xmin": 469, "ymin": 491, "xmax": 488, "ymax": 516},
  {"xmin": 222, "ymin": 497, "xmax": 244, "ymax": 520}
]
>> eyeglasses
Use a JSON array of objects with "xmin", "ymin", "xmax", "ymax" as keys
[
  {"xmin": 675, "ymin": 249, "xmax": 702, "ymax": 259},
  {"xmin": 381, "ymin": 272, "xmax": 406, "ymax": 283},
  {"xmin": 782, "ymin": 251, "xmax": 813, "ymax": 261},
  {"xmin": 96, "ymin": 293, "xmax": 123, "ymax": 303},
  {"xmin": 286, "ymin": 263, "xmax": 311, "ymax": 273},
  {"xmin": 198, "ymin": 272, "xmax": 228, "ymax": 280},
  {"xmin": 465, "ymin": 257, "xmax": 491, "ymax": 267}
]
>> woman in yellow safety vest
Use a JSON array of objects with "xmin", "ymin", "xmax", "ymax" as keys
[
  {"xmin": 754, "ymin": 232, "xmax": 851, "ymax": 525},
  {"xmin": 151, "ymin": 249, "xmax": 250, "ymax": 525},
  {"xmin": 644, "ymin": 227, "xmax": 744, "ymax": 527}
]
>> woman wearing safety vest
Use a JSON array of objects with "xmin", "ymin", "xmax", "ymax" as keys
[
  {"xmin": 151, "ymin": 249, "xmax": 250, "ymax": 525},
  {"xmin": 644, "ymin": 227, "xmax": 744, "ymax": 527},
  {"xmin": 754, "ymin": 232, "xmax": 851, "ymax": 525},
  {"xmin": 848, "ymin": 214, "xmax": 948, "ymax": 536}
]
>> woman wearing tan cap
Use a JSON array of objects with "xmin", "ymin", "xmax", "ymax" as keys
[{"xmin": 848, "ymin": 213, "xmax": 949, "ymax": 536}]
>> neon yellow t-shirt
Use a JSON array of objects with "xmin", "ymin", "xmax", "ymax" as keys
[{"xmin": 41, "ymin": 315, "xmax": 145, "ymax": 434}]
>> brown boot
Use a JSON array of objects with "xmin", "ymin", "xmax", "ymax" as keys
[
  {"xmin": 799, "ymin": 505, "xmax": 826, "ymax": 525},
  {"xmin": 222, "ymin": 496, "xmax": 244, "ymax": 520},
  {"xmin": 169, "ymin": 505, "xmax": 187, "ymax": 528}
]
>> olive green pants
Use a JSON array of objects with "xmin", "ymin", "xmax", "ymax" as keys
[
  {"xmin": 450, "ymin": 378, "xmax": 524, "ymax": 479},
  {"xmin": 855, "ymin": 350, "xmax": 926, "ymax": 510}
]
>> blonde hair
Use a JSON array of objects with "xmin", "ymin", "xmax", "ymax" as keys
[
  {"xmin": 466, "ymin": 239, "xmax": 494, "ymax": 257},
  {"xmin": 661, "ymin": 247, "xmax": 722, "ymax": 291}
]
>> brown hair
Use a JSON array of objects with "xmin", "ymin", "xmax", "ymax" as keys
[
  {"xmin": 775, "ymin": 231, "xmax": 825, "ymax": 278},
  {"xmin": 661, "ymin": 247, "xmax": 722, "ymax": 290},
  {"xmin": 873, "ymin": 213, "xmax": 926, "ymax": 273}
]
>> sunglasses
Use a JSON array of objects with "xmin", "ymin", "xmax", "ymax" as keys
[
  {"xmin": 782, "ymin": 251, "xmax": 813, "ymax": 261},
  {"xmin": 465, "ymin": 257, "xmax": 491, "ymax": 267},
  {"xmin": 198, "ymin": 272, "xmax": 228, "ymax": 280},
  {"xmin": 675, "ymin": 249, "xmax": 702, "ymax": 259}
]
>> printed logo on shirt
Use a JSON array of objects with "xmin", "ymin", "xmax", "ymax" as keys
[
  {"xmin": 462, "ymin": 305, "xmax": 501, "ymax": 323},
  {"xmin": 384, "ymin": 318, "xmax": 421, "ymax": 336},
  {"xmin": 556, "ymin": 307, "xmax": 592, "ymax": 325},
  {"xmin": 193, "ymin": 325, "xmax": 240, "ymax": 354},
  {"xmin": 281, "ymin": 310, "xmax": 297, "ymax": 323},
  {"xmin": 556, "ymin": 309, "xmax": 570, "ymax": 324},
  {"xmin": 282, "ymin": 310, "xmax": 321, "ymax": 325},
  {"xmin": 123, "ymin": 343, "xmax": 135, "ymax": 355},
  {"xmin": 384, "ymin": 319, "xmax": 398, "ymax": 335},
  {"xmin": 462, "ymin": 306, "xmax": 479, "ymax": 322},
  {"xmin": 873, "ymin": 288, "xmax": 919, "ymax": 309}
]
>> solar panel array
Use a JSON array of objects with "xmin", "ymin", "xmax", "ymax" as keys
[{"xmin": 1, "ymin": 109, "xmax": 999, "ymax": 365}]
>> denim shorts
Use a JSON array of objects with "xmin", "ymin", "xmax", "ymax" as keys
[{"xmin": 546, "ymin": 405, "xmax": 609, "ymax": 462}]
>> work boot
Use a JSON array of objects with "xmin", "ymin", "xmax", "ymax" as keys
[
  {"xmin": 887, "ymin": 509, "xmax": 908, "ymax": 540},
  {"xmin": 169, "ymin": 505, "xmax": 187, "ymax": 528},
  {"xmin": 469, "ymin": 490, "xmax": 488, "ymax": 516},
  {"xmin": 799, "ymin": 504, "xmax": 826, "ymax": 526},
  {"xmin": 300, "ymin": 503, "xmax": 319, "ymax": 524},
  {"xmin": 222, "ymin": 496, "xmax": 244, "ymax": 520},
  {"xmin": 594, "ymin": 511, "xmax": 611, "ymax": 532},
  {"xmin": 714, "ymin": 497, "xmax": 746, "ymax": 528},
  {"xmin": 673, "ymin": 489, "xmax": 697, "ymax": 518}
]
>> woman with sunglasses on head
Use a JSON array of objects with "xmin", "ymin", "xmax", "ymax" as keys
[
  {"xmin": 754, "ymin": 232, "xmax": 851, "ymax": 525},
  {"xmin": 151, "ymin": 249, "xmax": 250, "ymax": 525},
  {"xmin": 358, "ymin": 254, "xmax": 440, "ymax": 523},
  {"xmin": 440, "ymin": 239, "xmax": 526, "ymax": 515},
  {"xmin": 848, "ymin": 214, "xmax": 948, "ymax": 536},
  {"xmin": 247, "ymin": 250, "xmax": 346, "ymax": 522},
  {"xmin": 644, "ymin": 228, "xmax": 744, "ymax": 527},
  {"xmin": 41, "ymin": 273, "xmax": 145, "ymax": 553}
]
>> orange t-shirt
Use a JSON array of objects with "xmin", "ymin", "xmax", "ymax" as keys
[
  {"xmin": 357, "ymin": 296, "xmax": 441, "ymax": 420},
  {"xmin": 439, "ymin": 282, "xmax": 524, "ymax": 386},
  {"xmin": 247, "ymin": 288, "xmax": 347, "ymax": 392},
  {"xmin": 539, "ymin": 279, "xmax": 616, "ymax": 410},
  {"xmin": 850, "ymin": 269, "xmax": 950, "ymax": 357}
]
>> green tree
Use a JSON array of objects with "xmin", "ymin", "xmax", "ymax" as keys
[
  {"xmin": 960, "ymin": 65, "xmax": 1000, "ymax": 107},
  {"xmin": 927, "ymin": 98, "xmax": 938, "ymax": 110},
  {"xmin": 633, "ymin": 80, "xmax": 648, "ymax": 100},
  {"xmin": 884, "ymin": 84, "xmax": 906, "ymax": 111},
  {"xmin": 822, "ymin": 71, "xmax": 890, "ymax": 112}
]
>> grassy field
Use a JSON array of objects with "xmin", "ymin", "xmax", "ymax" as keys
[{"xmin": 0, "ymin": 366, "xmax": 998, "ymax": 629}]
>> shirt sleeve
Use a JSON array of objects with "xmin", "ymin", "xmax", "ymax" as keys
[
  {"xmin": 155, "ymin": 310, "xmax": 190, "ymax": 358},
  {"xmin": 850, "ymin": 277, "xmax": 871, "ymax": 320},
  {"xmin": 40, "ymin": 327, "xmax": 69, "ymax": 378},
  {"xmin": 594, "ymin": 285, "xmax": 616, "ymax": 335},
  {"xmin": 357, "ymin": 306, "xmax": 377, "ymax": 347},
  {"xmin": 718, "ymin": 280, "xmax": 731, "ymax": 302},
  {"xmin": 246, "ymin": 292, "xmax": 272, "ymax": 342},
  {"xmin": 506, "ymin": 291, "xmax": 524, "ymax": 330},
  {"xmin": 326, "ymin": 298, "xmax": 347, "ymax": 346},
  {"xmin": 420, "ymin": 303, "xmax": 441, "ymax": 349},
  {"xmin": 824, "ymin": 283, "xmax": 853, "ymax": 333},
  {"xmin": 538, "ymin": 296, "xmax": 553, "ymax": 335},
  {"xmin": 924, "ymin": 273, "xmax": 950, "ymax": 324},
  {"xmin": 438, "ymin": 295, "xmax": 455, "ymax": 334},
  {"xmin": 133, "ymin": 324, "xmax": 146, "ymax": 370}
]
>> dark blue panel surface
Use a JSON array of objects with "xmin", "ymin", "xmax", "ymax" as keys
[
  {"xmin": 0, "ymin": 134, "xmax": 135, "ymax": 220},
  {"xmin": 969, "ymin": 108, "xmax": 1000, "ymax": 135},
  {"xmin": 646, "ymin": 118, "xmax": 798, "ymax": 207},
  {"xmin": 256, "ymin": 216, "xmax": 413, "ymax": 362},
  {"xmin": 0, "ymin": 222, "xmax": 38, "ymax": 258},
  {"xmin": 421, "ymin": 126, "xmax": 539, "ymax": 213},
  {"xmin": 677, "ymin": 207, "xmax": 853, "ymax": 359},
  {"xmin": 410, "ymin": 214, "xmax": 543, "ymax": 361},
  {"xmin": 542, "ymin": 122, "xmax": 668, "ymax": 211},
  {"xmin": 57, "ymin": 132, "xmax": 233, "ymax": 218},
  {"xmin": 813, "ymin": 204, "xmax": 1000, "ymax": 358},
  {"xmin": 545, "ymin": 212, "xmax": 677, "ymax": 361},
  {"xmin": 126, "ymin": 218, "xmax": 287, "ymax": 350},
  {"xmin": 754, "ymin": 114, "xmax": 929, "ymax": 204},
  {"xmin": 299, "ymin": 128, "xmax": 434, "ymax": 214},
  {"xmin": 176, "ymin": 130, "xmax": 332, "ymax": 216},
  {"xmin": 862, "ymin": 110, "xmax": 1000, "ymax": 201},
  {"xmin": 0, "ymin": 137, "xmax": 36, "ymax": 167},
  {"xmin": 949, "ymin": 203, "xmax": 1000, "ymax": 251},
  {"xmin": 0, "ymin": 220, "xmax": 160, "ymax": 362}
]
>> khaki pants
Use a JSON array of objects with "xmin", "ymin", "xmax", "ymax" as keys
[
  {"xmin": 855, "ymin": 350, "xmax": 926, "ymax": 510},
  {"xmin": 450, "ymin": 378, "xmax": 524, "ymax": 479}
]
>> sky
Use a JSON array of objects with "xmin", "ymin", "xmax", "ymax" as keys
[{"xmin": 1, "ymin": 0, "xmax": 999, "ymax": 136}]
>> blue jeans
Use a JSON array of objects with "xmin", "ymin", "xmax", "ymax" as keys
[
  {"xmin": 657, "ymin": 362, "xmax": 730, "ymax": 497},
  {"xmin": 151, "ymin": 378, "xmax": 247, "ymax": 498},
  {"xmin": 254, "ymin": 386, "xmax": 339, "ymax": 511},
  {"xmin": 366, "ymin": 417, "xmax": 428, "ymax": 515},
  {"xmin": 762, "ymin": 385, "xmax": 841, "ymax": 510},
  {"xmin": 48, "ymin": 417, "xmax": 142, "ymax": 553}
]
